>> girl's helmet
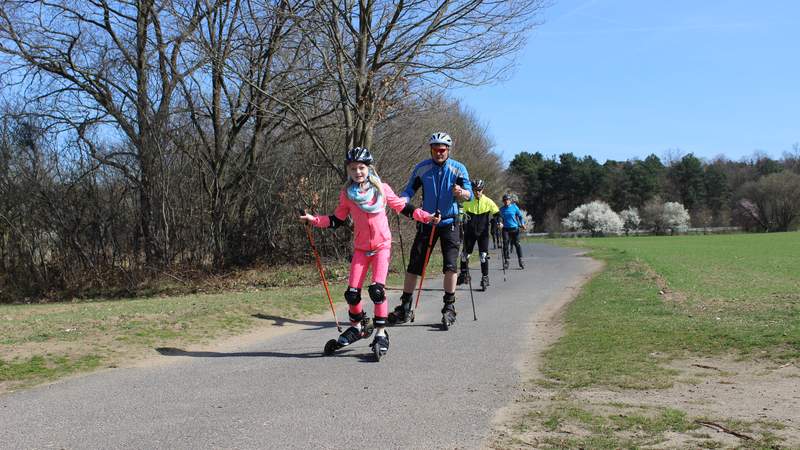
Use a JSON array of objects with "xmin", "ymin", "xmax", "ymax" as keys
[
  {"xmin": 429, "ymin": 132, "xmax": 452, "ymax": 147},
  {"xmin": 345, "ymin": 147, "xmax": 374, "ymax": 165},
  {"xmin": 472, "ymin": 179, "xmax": 485, "ymax": 191}
]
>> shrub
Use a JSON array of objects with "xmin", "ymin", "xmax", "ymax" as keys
[{"xmin": 562, "ymin": 200, "xmax": 623, "ymax": 236}]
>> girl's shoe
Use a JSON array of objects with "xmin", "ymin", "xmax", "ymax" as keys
[{"xmin": 370, "ymin": 332, "xmax": 389, "ymax": 361}]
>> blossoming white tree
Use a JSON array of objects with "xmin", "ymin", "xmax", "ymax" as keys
[
  {"xmin": 662, "ymin": 202, "xmax": 691, "ymax": 234},
  {"xmin": 619, "ymin": 207, "xmax": 641, "ymax": 235},
  {"xmin": 562, "ymin": 201, "xmax": 623, "ymax": 236}
]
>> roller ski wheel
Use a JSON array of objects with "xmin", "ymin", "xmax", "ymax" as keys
[
  {"xmin": 324, "ymin": 339, "xmax": 341, "ymax": 355},
  {"xmin": 323, "ymin": 318, "xmax": 374, "ymax": 355},
  {"xmin": 370, "ymin": 332, "xmax": 389, "ymax": 361}
]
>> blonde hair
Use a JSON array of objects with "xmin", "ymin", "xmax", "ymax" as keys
[{"xmin": 346, "ymin": 165, "xmax": 384, "ymax": 196}]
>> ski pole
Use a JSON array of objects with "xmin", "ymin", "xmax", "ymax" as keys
[
  {"xmin": 299, "ymin": 209, "xmax": 341, "ymax": 332},
  {"xmin": 461, "ymin": 223, "xmax": 477, "ymax": 321},
  {"xmin": 395, "ymin": 214, "xmax": 406, "ymax": 271},
  {"xmin": 466, "ymin": 271, "xmax": 477, "ymax": 320},
  {"xmin": 501, "ymin": 234, "xmax": 507, "ymax": 283},
  {"xmin": 412, "ymin": 210, "xmax": 441, "ymax": 318}
]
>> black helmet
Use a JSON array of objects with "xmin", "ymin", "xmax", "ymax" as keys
[
  {"xmin": 472, "ymin": 179, "xmax": 485, "ymax": 191},
  {"xmin": 502, "ymin": 193, "xmax": 512, "ymax": 201},
  {"xmin": 345, "ymin": 147, "xmax": 373, "ymax": 165}
]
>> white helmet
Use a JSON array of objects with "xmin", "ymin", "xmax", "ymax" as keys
[{"xmin": 429, "ymin": 132, "xmax": 452, "ymax": 147}]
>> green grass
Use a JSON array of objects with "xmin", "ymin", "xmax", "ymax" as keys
[{"xmin": 542, "ymin": 232, "xmax": 800, "ymax": 389}]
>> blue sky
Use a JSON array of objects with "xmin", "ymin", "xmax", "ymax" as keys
[{"xmin": 455, "ymin": 0, "xmax": 800, "ymax": 165}]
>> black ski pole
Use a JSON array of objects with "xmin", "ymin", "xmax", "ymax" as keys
[
  {"xmin": 501, "ymin": 231, "xmax": 507, "ymax": 283},
  {"xmin": 299, "ymin": 209, "xmax": 341, "ymax": 332},
  {"xmin": 465, "ymin": 234, "xmax": 477, "ymax": 321}
]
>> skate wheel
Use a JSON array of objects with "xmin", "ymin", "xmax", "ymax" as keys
[
  {"xmin": 373, "ymin": 346, "xmax": 382, "ymax": 362},
  {"xmin": 324, "ymin": 339, "xmax": 339, "ymax": 355}
]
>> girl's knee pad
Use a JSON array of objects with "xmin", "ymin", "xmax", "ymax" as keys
[
  {"xmin": 344, "ymin": 287, "xmax": 362, "ymax": 305},
  {"xmin": 368, "ymin": 283, "xmax": 385, "ymax": 304}
]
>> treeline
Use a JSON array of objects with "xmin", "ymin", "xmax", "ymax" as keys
[
  {"xmin": 507, "ymin": 150, "xmax": 800, "ymax": 233},
  {"xmin": 0, "ymin": 0, "xmax": 543, "ymax": 302}
]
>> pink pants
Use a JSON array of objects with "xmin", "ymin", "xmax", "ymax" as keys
[{"xmin": 347, "ymin": 247, "xmax": 390, "ymax": 322}]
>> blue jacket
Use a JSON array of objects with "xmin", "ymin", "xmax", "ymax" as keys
[
  {"xmin": 499, "ymin": 204, "xmax": 525, "ymax": 229},
  {"xmin": 401, "ymin": 158, "xmax": 472, "ymax": 227}
]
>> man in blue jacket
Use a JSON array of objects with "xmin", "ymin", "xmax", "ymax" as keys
[
  {"xmin": 388, "ymin": 132, "xmax": 472, "ymax": 330},
  {"xmin": 499, "ymin": 193, "xmax": 526, "ymax": 270}
]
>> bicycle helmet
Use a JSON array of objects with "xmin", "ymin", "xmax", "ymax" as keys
[
  {"xmin": 472, "ymin": 179, "xmax": 485, "ymax": 191},
  {"xmin": 429, "ymin": 132, "xmax": 452, "ymax": 147},
  {"xmin": 345, "ymin": 147, "xmax": 374, "ymax": 165}
]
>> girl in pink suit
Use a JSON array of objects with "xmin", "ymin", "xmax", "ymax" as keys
[{"xmin": 299, "ymin": 147, "xmax": 438, "ymax": 358}]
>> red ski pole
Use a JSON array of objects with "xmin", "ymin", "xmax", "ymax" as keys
[
  {"xmin": 412, "ymin": 211, "xmax": 441, "ymax": 319},
  {"xmin": 300, "ymin": 209, "xmax": 341, "ymax": 332}
]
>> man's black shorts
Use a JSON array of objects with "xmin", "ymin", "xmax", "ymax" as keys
[{"xmin": 406, "ymin": 222, "xmax": 461, "ymax": 275}]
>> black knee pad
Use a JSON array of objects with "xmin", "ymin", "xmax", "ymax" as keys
[
  {"xmin": 368, "ymin": 283, "xmax": 385, "ymax": 304},
  {"xmin": 344, "ymin": 287, "xmax": 361, "ymax": 306}
]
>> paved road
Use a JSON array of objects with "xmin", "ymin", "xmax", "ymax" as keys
[{"xmin": 1, "ymin": 243, "xmax": 596, "ymax": 449}]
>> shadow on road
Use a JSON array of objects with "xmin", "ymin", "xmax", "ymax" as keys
[
  {"xmin": 251, "ymin": 313, "xmax": 335, "ymax": 331},
  {"xmin": 155, "ymin": 346, "xmax": 380, "ymax": 363}
]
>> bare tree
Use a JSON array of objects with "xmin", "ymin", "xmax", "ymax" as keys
[
  {"xmin": 0, "ymin": 0, "xmax": 225, "ymax": 266},
  {"xmin": 288, "ymin": 0, "xmax": 545, "ymax": 172}
]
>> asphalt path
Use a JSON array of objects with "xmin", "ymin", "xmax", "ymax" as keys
[{"xmin": 1, "ymin": 243, "xmax": 596, "ymax": 449}]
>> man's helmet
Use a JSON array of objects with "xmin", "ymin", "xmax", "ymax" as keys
[
  {"xmin": 345, "ymin": 147, "xmax": 373, "ymax": 165},
  {"xmin": 429, "ymin": 132, "xmax": 452, "ymax": 147},
  {"xmin": 502, "ymin": 193, "xmax": 512, "ymax": 201},
  {"xmin": 472, "ymin": 179, "xmax": 485, "ymax": 191}
]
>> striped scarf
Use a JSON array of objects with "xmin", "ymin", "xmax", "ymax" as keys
[{"xmin": 346, "ymin": 171, "xmax": 384, "ymax": 214}]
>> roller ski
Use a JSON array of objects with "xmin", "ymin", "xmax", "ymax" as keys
[
  {"xmin": 441, "ymin": 301, "xmax": 457, "ymax": 331},
  {"xmin": 387, "ymin": 294, "xmax": 414, "ymax": 325},
  {"xmin": 369, "ymin": 332, "xmax": 390, "ymax": 361},
  {"xmin": 324, "ymin": 318, "xmax": 374, "ymax": 355},
  {"xmin": 518, "ymin": 258, "xmax": 525, "ymax": 270},
  {"xmin": 480, "ymin": 275, "xmax": 490, "ymax": 291}
]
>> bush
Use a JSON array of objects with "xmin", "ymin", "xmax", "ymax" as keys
[
  {"xmin": 562, "ymin": 201, "xmax": 623, "ymax": 236},
  {"xmin": 640, "ymin": 197, "xmax": 690, "ymax": 234},
  {"xmin": 619, "ymin": 207, "xmax": 641, "ymax": 235}
]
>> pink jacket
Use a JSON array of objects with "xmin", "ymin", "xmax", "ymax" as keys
[{"xmin": 312, "ymin": 183, "xmax": 431, "ymax": 252}]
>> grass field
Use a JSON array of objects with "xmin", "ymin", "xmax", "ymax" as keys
[
  {"xmin": 495, "ymin": 232, "xmax": 800, "ymax": 449},
  {"xmin": 543, "ymin": 232, "xmax": 800, "ymax": 389}
]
